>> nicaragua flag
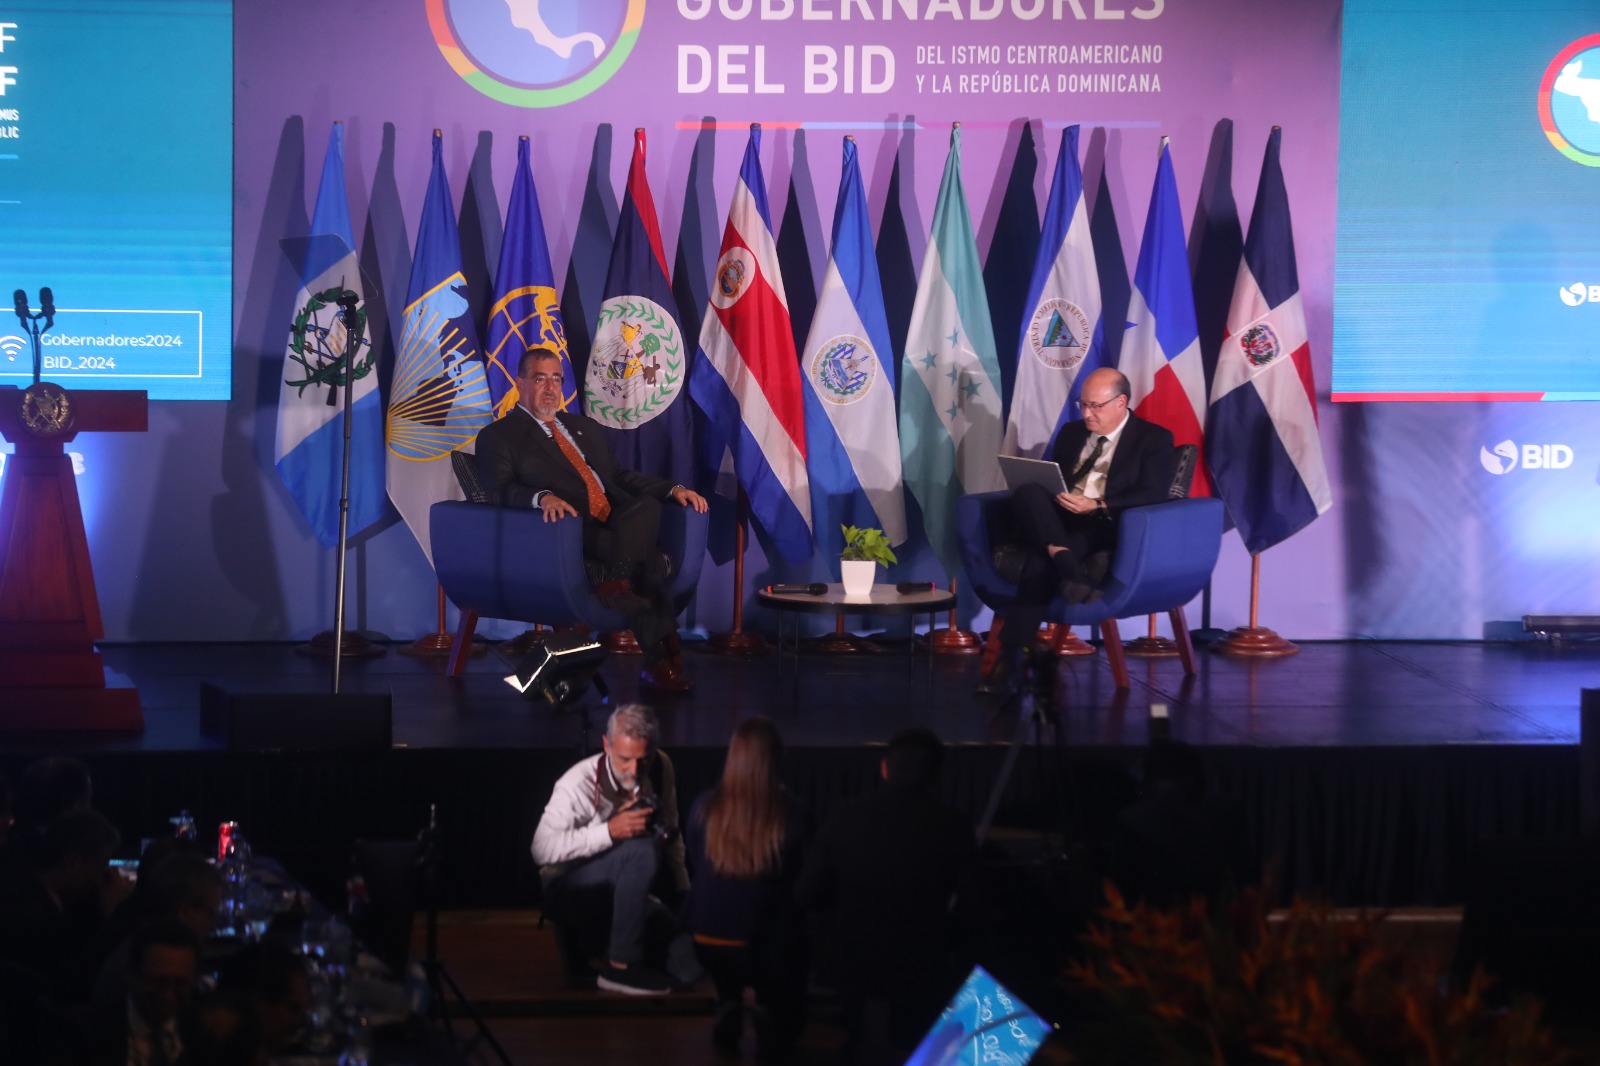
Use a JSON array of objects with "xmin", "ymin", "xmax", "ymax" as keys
[
  {"xmin": 899, "ymin": 125, "xmax": 1005, "ymax": 577},
  {"xmin": 1124, "ymin": 137, "xmax": 1210, "ymax": 497},
  {"xmin": 800, "ymin": 136, "xmax": 908, "ymax": 558},
  {"xmin": 1002, "ymin": 125, "xmax": 1108, "ymax": 460},
  {"xmin": 387, "ymin": 130, "xmax": 495, "ymax": 565},
  {"xmin": 1206, "ymin": 127, "xmax": 1331, "ymax": 555},
  {"xmin": 586, "ymin": 128, "xmax": 695, "ymax": 488},
  {"xmin": 688, "ymin": 123, "xmax": 812, "ymax": 563},
  {"xmin": 485, "ymin": 135, "xmax": 572, "ymax": 420}
]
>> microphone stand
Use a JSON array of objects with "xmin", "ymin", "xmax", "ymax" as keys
[{"xmin": 13, "ymin": 288, "xmax": 54, "ymax": 384}]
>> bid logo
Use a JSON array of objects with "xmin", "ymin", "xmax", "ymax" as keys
[{"xmin": 1479, "ymin": 439, "xmax": 1574, "ymax": 475}]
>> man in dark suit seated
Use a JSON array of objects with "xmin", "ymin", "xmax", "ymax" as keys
[
  {"xmin": 475, "ymin": 347, "xmax": 708, "ymax": 694},
  {"xmin": 982, "ymin": 368, "xmax": 1177, "ymax": 693}
]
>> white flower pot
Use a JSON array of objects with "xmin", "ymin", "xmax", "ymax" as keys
[{"xmin": 840, "ymin": 559, "xmax": 876, "ymax": 598}]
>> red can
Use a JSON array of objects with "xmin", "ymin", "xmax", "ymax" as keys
[{"xmin": 217, "ymin": 821, "xmax": 237, "ymax": 863}]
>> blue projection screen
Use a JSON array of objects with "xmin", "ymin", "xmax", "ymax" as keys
[
  {"xmin": 1334, "ymin": 0, "xmax": 1600, "ymax": 402},
  {"xmin": 0, "ymin": 0, "xmax": 231, "ymax": 401}
]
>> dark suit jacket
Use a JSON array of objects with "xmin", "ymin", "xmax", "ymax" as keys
[
  {"xmin": 1051, "ymin": 410, "xmax": 1177, "ymax": 515},
  {"xmin": 474, "ymin": 407, "xmax": 674, "ymax": 513}
]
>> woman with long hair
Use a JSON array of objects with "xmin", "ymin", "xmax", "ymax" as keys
[{"xmin": 685, "ymin": 717, "xmax": 811, "ymax": 1060}]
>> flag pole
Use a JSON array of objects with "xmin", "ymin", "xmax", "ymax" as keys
[
  {"xmin": 1213, "ymin": 552, "xmax": 1297, "ymax": 656},
  {"xmin": 706, "ymin": 489, "xmax": 770, "ymax": 654}
]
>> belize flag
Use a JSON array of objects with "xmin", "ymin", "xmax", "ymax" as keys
[
  {"xmin": 275, "ymin": 122, "xmax": 386, "ymax": 549},
  {"xmin": 484, "ymin": 135, "xmax": 572, "ymax": 420},
  {"xmin": 1002, "ymin": 125, "xmax": 1108, "ymax": 460},
  {"xmin": 688, "ymin": 123, "xmax": 812, "ymax": 563},
  {"xmin": 1123, "ymin": 137, "xmax": 1210, "ymax": 497},
  {"xmin": 1206, "ymin": 127, "xmax": 1331, "ymax": 554},
  {"xmin": 586, "ymin": 128, "xmax": 695, "ymax": 488},
  {"xmin": 387, "ymin": 130, "xmax": 495, "ymax": 565},
  {"xmin": 800, "ymin": 136, "xmax": 907, "ymax": 559}
]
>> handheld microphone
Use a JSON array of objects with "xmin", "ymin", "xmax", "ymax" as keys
[
  {"xmin": 12, "ymin": 289, "xmax": 28, "ymax": 328},
  {"xmin": 896, "ymin": 581, "xmax": 935, "ymax": 594},
  {"xmin": 37, "ymin": 287, "xmax": 54, "ymax": 331},
  {"xmin": 768, "ymin": 583, "xmax": 828, "ymax": 595}
]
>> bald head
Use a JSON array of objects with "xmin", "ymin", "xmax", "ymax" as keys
[{"xmin": 1079, "ymin": 368, "xmax": 1132, "ymax": 434}]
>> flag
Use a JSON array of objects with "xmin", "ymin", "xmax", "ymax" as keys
[
  {"xmin": 1124, "ymin": 138, "xmax": 1210, "ymax": 497},
  {"xmin": 1002, "ymin": 125, "xmax": 1109, "ymax": 460},
  {"xmin": 982, "ymin": 122, "xmax": 1041, "ymax": 424},
  {"xmin": 899, "ymin": 125, "xmax": 1005, "ymax": 577},
  {"xmin": 274, "ymin": 122, "xmax": 386, "ymax": 549},
  {"xmin": 485, "ymin": 135, "xmax": 572, "ymax": 419},
  {"xmin": 386, "ymin": 130, "xmax": 495, "ymax": 565},
  {"xmin": 688, "ymin": 123, "xmax": 812, "ymax": 563},
  {"xmin": 584, "ymin": 128, "xmax": 695, "ymax": 487},
  {"xmin": 800, "ymin": 136, "xmax": 907, "ymax": 559},
  {"xmin": 1206, "ymin": 127, "xmax": 1331, "ymax": 554}
]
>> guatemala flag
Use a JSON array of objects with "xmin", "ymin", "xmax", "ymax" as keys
[
  {"xmin": 688, "ymin": 123, "xmax": 812, "ymax": 563},
  {"xmin": 586, "ymin": 128, "xmax": 695, "ymax": 488},
  {"xmin": 387, "ymin": 130, "xmax": 495, "ymax": 565},
  {"xmin": 899, "ymin": 125, "xmax": 1005, "ymax": 577},
  {"xmin": 1002, "ymin": 125, "xmax": 1108, "ymax": 460},
  {"xmin": 800, "ymin": 136, "xmax": 908, "ymax": 559},
  {"xmin": 485, "ymin": 135, "xmax": 572, "ymax": 420},
  {"xmin": 274, "ymin": 122, "xmax": 386, "ymax": 549},
  {"xmin": 1206, "ymin": 127, "xmax": 1331, "ymax": 554},
  {"xmin": 1124, "ymin": 137, "xmax": 1210, "ymax": 497}
]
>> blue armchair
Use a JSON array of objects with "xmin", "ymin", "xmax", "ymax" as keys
[
  {"xmin": 429, "ymin": 499, "xmax": 709, "ymax": 676},
  {"xmin": 955, "ymin": 492, "xmax": 1224, "ymax": 688}
]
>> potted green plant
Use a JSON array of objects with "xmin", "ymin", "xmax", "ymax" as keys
[{"xmin": 840, "ymin": 525, "xmax": 897, "ymax": 597}]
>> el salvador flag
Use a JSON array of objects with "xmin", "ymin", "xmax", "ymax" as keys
[
  {"xmin": 1206, "ymin": 127, "xmax": 1332, "ymax": 554},
  {"xmin": 688, "ymin": 123, "xmax": 812, "ymax": 563},
  {"xmin": 1123, "ymin": 137, "xmax": 1210, "ymax": 497},
  {"xmin": 1002, "ymin": 125, "xmax": 1109, "ymax": 460},
  {"xmin": 800, "ymin": 136, "xmax": 907, "ymax": 560}
]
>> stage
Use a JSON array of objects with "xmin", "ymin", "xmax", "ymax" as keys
[{"xmin": 2, "ymin": 638, "xmax": 1592, "ymax": 911}]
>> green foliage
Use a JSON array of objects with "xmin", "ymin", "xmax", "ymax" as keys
[{"xmin": 840, "ymin": 525, "xmax": 897, "ymax": 567}]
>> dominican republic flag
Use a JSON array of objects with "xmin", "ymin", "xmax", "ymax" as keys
[
  {"xmin": 484, "ymin": 135, "xmax": 571, "ymax": 420},
  {"xmin": 688, "ymin": 123, "xmax": 812, "ymax": 563},
  {"xmin": 275, "ymin": 123, "xmax": 387, "ymax": 549},
  {"xmin": 1124, "ymin": 137, "xmax": 1210, "ymax": 497},
  {"xmin": 387, "ymin": 130, "xmax": 494, "ymax": 565},
  {"xmin": 899, "ymin": 125, "xmax": 1005, "ymax": 577},
  {"xmin": 800, "ymin": 136, "xmax": 908, "ymax": 560},
  {"xmin": 1206, "ymin": 127, "xmax": 1331, "ymax": 554},
  {"xmin": 586, "ymin": 128, "xmax": 695, "ymax": 488},
  {"xmin": 1002, "ymin": 125, "xmax": 1108, "ymax": 460}
]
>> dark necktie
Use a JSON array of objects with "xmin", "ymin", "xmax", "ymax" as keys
[
  {"xmin": 1068, "ymin": 435, "xmax": 1108, "ymax": 493},
  {"xmin": 549, "ymin": 425, "xmax": 611, "ymax": 521}
]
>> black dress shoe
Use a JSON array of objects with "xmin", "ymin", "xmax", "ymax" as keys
[
  {"xmin": 640, "ymin": 661, "xmax": 695, "ymax": 695},
  {"xmin": 975, "ymin": 662, "xmax": 1015, "ymax": 695}
]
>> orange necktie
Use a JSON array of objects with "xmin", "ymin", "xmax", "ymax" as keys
[{"xmin": 550, "ymin": 426, "xmax": 611, "ymax": 521}]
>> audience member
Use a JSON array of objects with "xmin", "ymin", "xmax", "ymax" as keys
[
  {"xmin": 178, "ymin": 992, "xmax": 266, "ymax": 1066},
  {"xmin": 796, "ymin": 727, "xmax": 978, "ymax": 1061},
  {"xmin": 215, "ymin": 942, "xmax": 311, "ymax": 1056},
  {"xmin": 71, "ymin": 918, "xmax": 201, "ymax": 1066},
  {"xmin": 531, "ymin": 704, "xmax": 689, "ymax": 995},
  {"xmin": 11, "ymin": 757, "xmax": 94, "ymax": 836},
  {"xmin": 92, "ymin": 851, "xmax": 223, "ymax": 1011},
  {"xmin": 685, "ymin": 718, "xmax": 811, "ymax": 1059}
]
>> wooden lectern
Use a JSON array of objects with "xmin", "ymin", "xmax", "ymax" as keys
[{"xmin": 0, "ymin": 383, "xmax": 147, "ymax": 729}]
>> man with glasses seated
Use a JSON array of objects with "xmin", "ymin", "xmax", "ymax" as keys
[
  {"xmin": 475, "ymin": 347, "xmax": 708, "ymax": 695},
  {"xmin": 980, "ymin": 367, "xmax": 1176, "ymax": 694}
]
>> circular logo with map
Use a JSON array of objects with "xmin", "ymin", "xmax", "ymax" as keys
[
  {"xmin": 1238, "ymin": 322, "xmax": 1281, "ymax": 369},
  {"xmin": 808, "ymin": 335, "xmax": 878, "ymax": 406},
  {"xmin": 427, "ymin": 0, "xmax": 643, "ymax": 108},
  {"xmin": 1540, "ymin": 34, "xmax": 1600, "ymax": 166},
  {"xmin": 1026, "ymin": 298, "xmax": 1091, "ymax": 372},
  {"xmin": 711, "ymin": 248, "xmax": 756, "ymax": 309},
  {"xmin": 585, "ymin": 296, "xmax": 685, "ymax": 429}
]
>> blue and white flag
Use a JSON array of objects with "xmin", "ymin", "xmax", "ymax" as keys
[
  {"xmin": 801, "ymin": 137, "xmax": 907, "ymax": 558},
  {"xmin": 275, "ymin": 122, "xmax": 386, "ymax": 548},
  {"xmin": 899, "ymin": 126, "xmax": 1005, "ymax": 577},
  {"xmin": 387, "ymin": 130, "xmax": 495, "ymax": 565},
  {"xmin": 1002, "ymin": 125, "xmax": 1108, "ymax": 460}
]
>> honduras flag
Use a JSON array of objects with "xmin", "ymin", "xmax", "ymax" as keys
[
  {"xmin": 586, "ymin": 128, "xmax": 695, "ymax": 488},
  {"xmin": 688, "ymin": 123, "xmax": 812, "ymax": 563},
  {"xmin": 1124, "ymin": 137, "xmax": 1210, "ymax": 497},
  {"xmin": 800, "ymin": 136, "xmax": 908, "ymax": 559},
  {"xmin": 387, "ymin": 130, "xmax": 495, "ymax": 565},
  {"xmin": 485, "ymin": 135, "xmax": 572, "ymax": 420},
  {"xmin": 899, "ymin": 125, "xmax": 1005, "ymax": 577},
  {"xmin": 1206, "ymin": 127, "xmax": 1331, "ymax": 554},
  {"xmin": 274, "ymin": 123, "xmax": 386, "ymax": 549},
  {"xmin": 1002, "ymin": 126, "xmax": 1108, "ymax": 460}
]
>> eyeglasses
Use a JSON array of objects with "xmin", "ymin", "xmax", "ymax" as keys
[
  {"xmin": 526, "ymin": 373, "xmax": 564, "ymax": 388},
  {"xmin": 1075, "ymin": 395, "xmax": 1124, "ymax": 412}
]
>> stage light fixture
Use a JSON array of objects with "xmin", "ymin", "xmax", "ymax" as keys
[{"xmin": 503, "ymin": 632, "xmax": 607, "ymax": 705}]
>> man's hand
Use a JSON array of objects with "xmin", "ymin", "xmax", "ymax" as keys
[
  {"xmin": 607, "ymin": 798, "xmax": 652, "ymax": 841},
  {"xmin": 1054, "ymin": 491, "xmax": 1100, "ymax": 515},
  {"xmin": 540, "ymin": 494, "xmax": 579, "ymax": 522},
  {"xmin": 669, "ymin": 486, "xmax": 709, "ymax": 513}
]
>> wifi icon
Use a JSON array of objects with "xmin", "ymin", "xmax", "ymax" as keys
[{"xmin": 0, "ymin": 335, "xmax": 24, "ymax": 362}]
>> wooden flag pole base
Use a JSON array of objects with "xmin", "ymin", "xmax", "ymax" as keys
[
  {"xmin": 1043, "ymin": 623, "xmax": 1097, "ymax": 657},
  {"xmin": 1124, "ymin": 614, "xmax": 1180, "ymax": 658},
  {"xmin": 1213, "ymin": 553, "xmax": 1298, "ymax": 657},
  {"xmin": 602, "ymin": 630, "xmax": 643, "ymax": 655},
  {"xmin": 300, "ymin": 630, "xmax": 388, "ymax": 659},
  {"xmin": 925, "ymin": 579, "xmax": 980, "ymax": 655},
  {"xmin": 706, "ymin": 489, "xmax": 771, "ymax": 656}
]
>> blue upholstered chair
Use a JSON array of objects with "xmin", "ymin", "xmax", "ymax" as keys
[
  {"xmin": 429, "ymin": 498, "xmax": 708, "ymax": 676},
  {"xmin": 955, "ymin": 449, "xmax": 1224, "ymax": 688}
]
